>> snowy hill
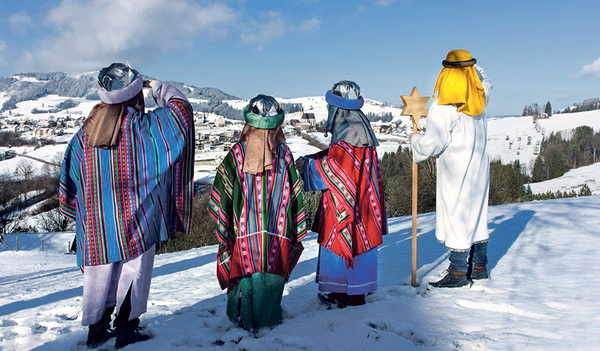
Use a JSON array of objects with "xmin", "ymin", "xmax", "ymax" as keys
[
  {"xmin": 0, "ymin": 72, "xmax": 238, "ymax": 113},
  {"xmin": 2, "ymin": 195, "xmax": 600, "ymax": 350},
  {"xmin": 487, "ymin": 109, "xmax": 600, "ymax": 174}
]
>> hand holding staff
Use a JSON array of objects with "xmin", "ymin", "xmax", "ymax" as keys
[{"xmin": 400, "ymin": 87, "xmax": 429, "ymax": 287}]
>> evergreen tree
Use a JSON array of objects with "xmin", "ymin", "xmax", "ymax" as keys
[
  {"xmin": 544, "ymin": 101, "xmax": 552, "ymax": 116},
  {"xmin": 579, "ymin": 184, "xmax": 592, "ymax": 196},
  {"xmin": 531, "ymin": 156, "xmax": 546, "ymax": 182},
  {"xmin": 489, "ymin": 160, "xmax": 525, "ymax": 205},
  {"xmin": 544, "ymin": 144, "xmax": 567, "ymax": 179}
]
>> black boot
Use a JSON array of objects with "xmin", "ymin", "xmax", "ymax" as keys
[
  {"xmin": 429, "ymin": 267, "xmax": 470, "ymax": 288},
  {"xmin": 86, "ymin": 307, "xmax": 115, "ymax": 349},
  {"xmin": 318, "ymin": 292, "xmax": 347, "ymax": 305},
  {"xmin": 342, "ymin": 294, "xmax": 365, "ymax": 307},
  {"xmin": 114, "ymin": 317, "xmax": 151, "ymax": 349},
  {"xmin": 113, "ymin": 286, "xmax": 151, "ymax": 349},
  {"xmin": 469, "ymin": 263, "xmax": 489, "ymax": 280}
]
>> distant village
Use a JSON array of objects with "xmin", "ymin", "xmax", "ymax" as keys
[
  {"xmin": 0, "ymin": 103, "xmax": 407, "ymax": 166},
  {"xmin": 0, "ymin": 111, "xmax": 85, "ymax": 137}
]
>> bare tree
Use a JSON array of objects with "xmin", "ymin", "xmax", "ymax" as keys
[
  {"xmin": 39, "ymin": 208, "xmax": 74, "ymax": 232},
  {"xmin": 0, "ymin": 172, "xmax": 19, "ymax": 210},
  {"xmin": 14, "ymin": 160, "xmax": 36, "ymax": 202},
  {"xmin": 40, "ymin": 152, "xmax": 63, "ymax": 179},
  {"xmin": 0, "ymin": 211, "xmax": 29, "ymax": 235}
]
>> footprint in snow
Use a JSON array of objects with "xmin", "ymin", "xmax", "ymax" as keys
[{"xmin": 0, "ymin": 319, "xmax": 18, "ymax": 327}]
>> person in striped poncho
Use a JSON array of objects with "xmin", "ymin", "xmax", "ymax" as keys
[
  {"xmin": 209, "ymin": 95, "xmax": 306, "ymax": 331},
  {"xmin": 59, "ymin": 63, "xmax": 194, "ymax": 348},
  {"xmin": 298, "ymin": 80, "xmax": 387, "ymax": 308}
]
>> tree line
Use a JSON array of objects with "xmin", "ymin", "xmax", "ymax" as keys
[
  {"xmin": 523, "ymin": 102, "xmax": 552, "ymax": 117},
  {"xmin": 531, "ymin": 125, "xmax": 600, "ymax": 182},
  {"xmin": 525, "ymin": 97, "xmax": 600, "ymax": 116}
]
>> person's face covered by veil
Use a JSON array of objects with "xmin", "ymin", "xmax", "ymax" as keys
[
  {"xmin": 324, "ymin": 80, "xmax": 379, "ymax": 147},
  {"xmin": 240, "ymin": 94, "xmax": 286, "ymax": 174}
]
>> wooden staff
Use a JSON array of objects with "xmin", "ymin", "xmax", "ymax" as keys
[{"xmin": 400, "ymin": 87, "xmax": 429, "ymax": 287}]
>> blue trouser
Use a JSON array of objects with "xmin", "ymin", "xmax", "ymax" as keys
[
  {"xmin": 449, "ymin": 241, "xmax": 488, "ymax": 273},
  {"xmin": 316, "ymin": 246, "xmax": 378, "ymax": 295}
]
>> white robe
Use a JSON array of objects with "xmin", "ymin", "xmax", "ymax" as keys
[{"xmin": 411, "ymin": 68, "xmax": 492, "ymax": 251}]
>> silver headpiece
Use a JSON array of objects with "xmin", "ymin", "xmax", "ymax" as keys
[
  {"xmin": 332, "ymin": 80, "xmax": 361, "ymax": 100},
  {"xmin": 249, "ymin": 94, "xmax": 281, "ymax": 117}
]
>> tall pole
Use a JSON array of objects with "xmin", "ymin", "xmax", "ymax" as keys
[
  {"xmin": 400, "ymin": 87, "xmax": 429, "ymax": 287},
  {"xmin": 411, "ymin": 125, "xmax": 418, "ymax": 287}
]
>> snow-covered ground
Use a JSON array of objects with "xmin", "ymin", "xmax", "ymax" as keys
[
  {"xmin": 487, "ymin": 109, "xmax": 600, "ymax": 174},
  {"xmin": 2, "ymin": 195, "xmax": 600, "ymax": 350},
  {"xmin": 528, "ymin": 162, "xmax": 600, "ymax": 195},
  {"xmin": 536, "ymin": 109, "xmax": 600, "ymax": 136},
  {"xmin": 4, "ymin": 94, "xmax": 97, "ymax": 124}
]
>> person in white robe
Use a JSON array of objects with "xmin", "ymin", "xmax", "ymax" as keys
[{"xmin": 410, "ymin": 49, "xmax": 493, "ymax": 288}]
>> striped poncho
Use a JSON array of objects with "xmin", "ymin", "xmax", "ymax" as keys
[
  {"xmin": 309, "ymin": 141, "xmax": 387, "ymax": 267},
  {"xmin": 209, "ymin": 142, "xmax": 306, "ymax": 291},
  {"xmin": 59, "ymin": 83, "xmax": 194, "ymax": 266}
]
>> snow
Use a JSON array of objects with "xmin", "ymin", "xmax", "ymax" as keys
[
  {"xmin": 536, "ymin": 109, "xmax": 600, "ymax": 136},
  {"xmin": 486, "ymin": 115, "xmax": 544, "ymax": 173},
  {"xmin": 285, "ymin": 136, "xmax": 322, "ymax": 158},
  {"xmin": 187, "ymin": 98, "xmax": 209, "ymax": 104},
  {"xmin": 486, "ymin": 109, "xmax": 600, "ymax": 175},
  {"xmin": 9, "ymin": 76, "xmax": 44, "ymax": 83},
  {"xmin": 528, "ymin": 161, "xmax": 600, "ymax": 195},
  {"xmin": 0, "ymin": 144, "xmax": 66, "ymax": 176},
  {"xmin": 2, "ymin": 195, "xmax": 600, "ymax": 350},
  {"xmin": 4, "ymin": 95, "xmax": 97, "ymax": 123}
]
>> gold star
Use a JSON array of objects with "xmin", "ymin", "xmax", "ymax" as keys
[{"xmin": 400, "ymin": 87, "xmax": 429, "ymax": 125}]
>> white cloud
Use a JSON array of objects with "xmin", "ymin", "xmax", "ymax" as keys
[
  {"xmin": 240, "ymin": 11, "xmax": 286, "ymax": 48},
  {"xmin": 578, "ymin": 57, "xmax": 600, "ymax": 78},
  {"xmin": 298, "ymin": 18, "xmax": 321, "ymax": 33},
  {"xmin": 17, "ymin": 0, "xmax": 237, "ymax": 73},
  {"xmin": 9, "ymin": 11, "xmax": 34, "ymax": 35}
]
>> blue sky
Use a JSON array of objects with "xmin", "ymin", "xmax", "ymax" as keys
[{"xmin": 0, "ymin": 0, "xmax": 599, "ymax": 116}]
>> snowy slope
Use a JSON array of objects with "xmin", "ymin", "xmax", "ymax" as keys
[
  {"xmin": 2, "ymin": 196, "xmax": 600, "ymax": 350},
  {"xmin": 536, "ymin": 109, "xmax": 600, "ymax": 136},
  {"xmin": 528, "ymin": 161, "xmax": 600, "ymax": 195},
  {"xmin": 487, "ymin": 109, "xmax": 600, "ymax": 174}
]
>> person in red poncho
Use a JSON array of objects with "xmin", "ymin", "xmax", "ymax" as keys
[{"xmin": 298, "ymin": 80, "xmax": 387, "ymax": 307}]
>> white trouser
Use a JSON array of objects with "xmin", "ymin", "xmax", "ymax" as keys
[{"xmin": 82, "ymin": 245, "xmax": 155, "ymax": 326}]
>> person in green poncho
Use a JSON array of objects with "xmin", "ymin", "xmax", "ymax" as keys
[{"xmin": 209, "ymin": 94, "xmax": 307, "ymax": 330}]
